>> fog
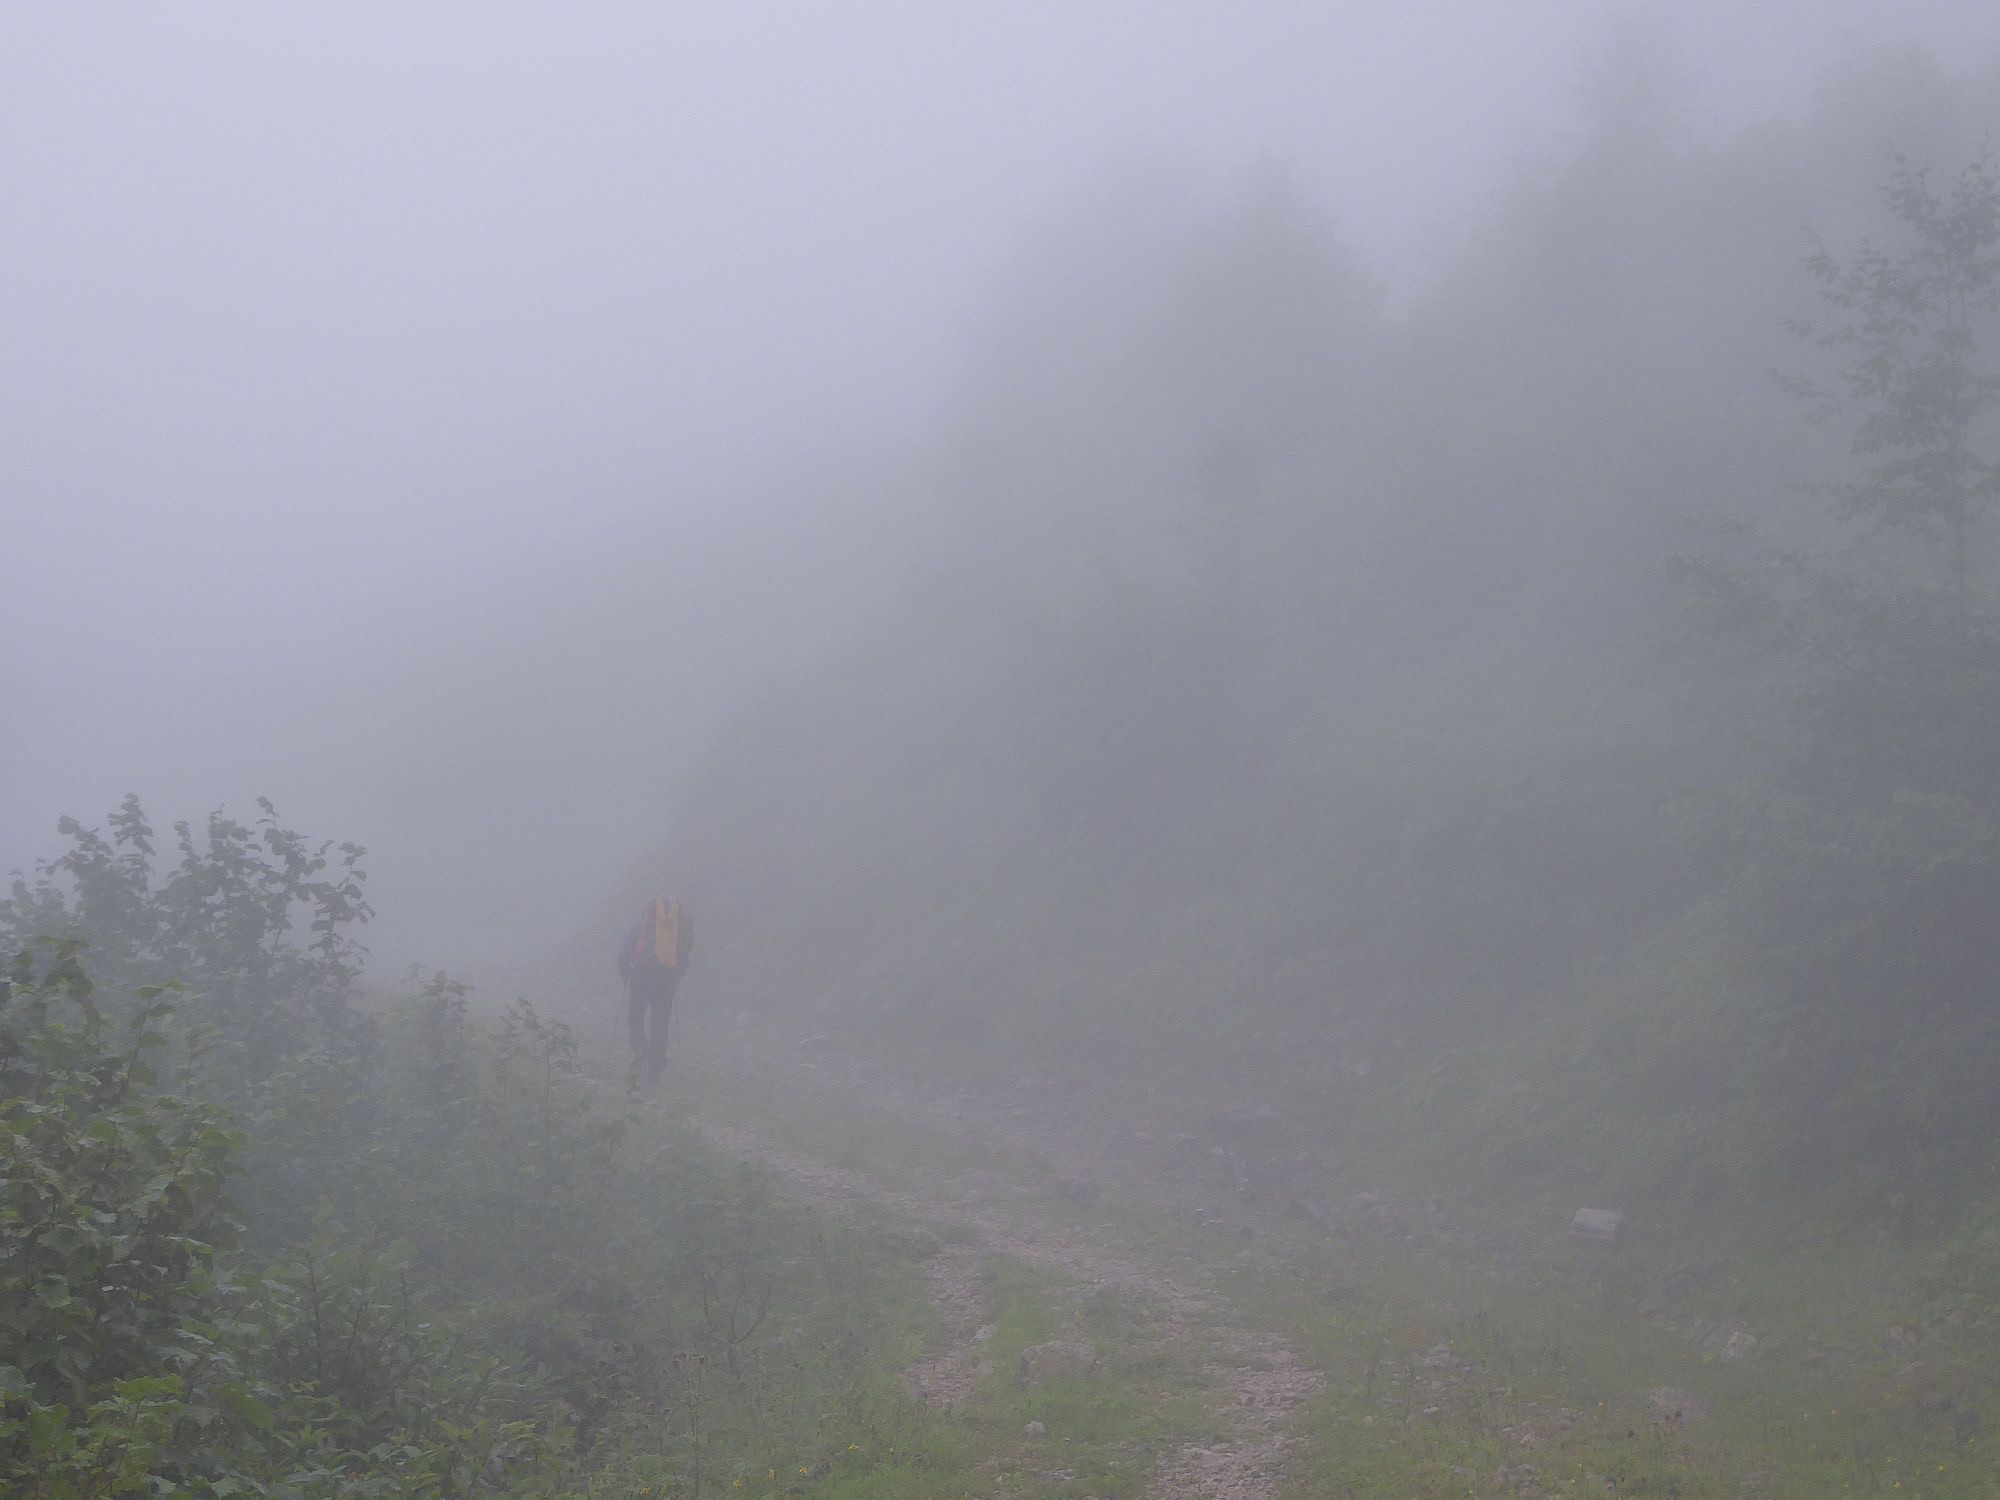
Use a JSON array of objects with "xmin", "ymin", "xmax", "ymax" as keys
[
  {"xmin": 13, "ymin": 5, "xmax": 2000, "ymax": 1494},
  {"xmin": 6, "ymin": 2, "xmax": 1992, "ymax": 976}
]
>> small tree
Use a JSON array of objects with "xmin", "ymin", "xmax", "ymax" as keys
[
  {"xmin": 0, "ymin": 797, "xmax": 373, "ymax": 1083},
  {"xmin": 1788, "ymin": 155, "xmax": 2000, "ymax": 631},
  {"xmin": 1703, "ymin": 153, "xmax": 2000, "ymax": 1032}
]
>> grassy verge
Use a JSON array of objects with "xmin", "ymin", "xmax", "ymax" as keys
[
  {"xmin": 641, "ymin": 1030, "xmax": 2000, "ymax": 1500},
  {"xmin": 959, "ymin": 1257, "xmax": 1214, "ymax": 1500},
  {"xmin": 1211, "ymin": 1228, "xmax": 1999, "ymax": 1500},
  {"xmin": 624, "ymin": 1046, "xmax": 1263, "ymax": 1499},
  {"xmin": 560, "ymin": 1107, "xmax": 970, "ymax": 1499}
]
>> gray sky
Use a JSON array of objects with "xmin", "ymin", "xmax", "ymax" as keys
[{"xmin": 5, "ymin": 1, "xmax": 1997, "ymax": 972}]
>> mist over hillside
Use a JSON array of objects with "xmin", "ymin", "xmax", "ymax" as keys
[
  {"xmin": 604, "ymin": 47, "xmax": 2000, "ymax": 1223},
  {"xmin": 16, "ymin": 9, "xmax": 2000, "ymax": 1496}
]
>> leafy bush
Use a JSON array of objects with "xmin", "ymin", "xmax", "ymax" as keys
[
  {"xmin": 4, "ymin": 799, "xmax": 958, "ymax": 1495},
  {"xmin": 0, "ymin": 942, "xmax": 272, "ymax": 1494},
  {"xmin": 0, "ymin": 796, "xmax": 373, "ymax": 1087},
  {"xmin": 0, "ymin": 943, "xmax": 553, "ymax": 1496}
]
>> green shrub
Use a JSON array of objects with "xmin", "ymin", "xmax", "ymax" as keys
[{"xmin": 0, "ymin": 942, "xmax": 268, "ymax": 1493}]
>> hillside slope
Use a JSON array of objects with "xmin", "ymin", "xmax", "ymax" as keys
[{"xmin": 594, "ymin": 54, "xmax": 2000, "ymax": 1234}]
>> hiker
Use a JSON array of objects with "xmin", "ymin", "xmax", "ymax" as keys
[{"xmin": 618, "ymin": 893, "xmax": 692, "ymax": 1086}]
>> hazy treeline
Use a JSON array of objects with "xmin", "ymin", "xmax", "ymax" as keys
[{"xmin": 625, "ymin": 47, "xmax": 2000, "ymax": 1217}]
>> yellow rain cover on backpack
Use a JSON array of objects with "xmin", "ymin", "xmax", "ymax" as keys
[{"xmin": 645, "ymin": 896, "xmax": 680, "ymax": 968}]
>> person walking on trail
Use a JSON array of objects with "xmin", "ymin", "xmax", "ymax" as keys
[{"xmin": 619, "ymin": 893, "xmax": 691, "ymax": 1086}]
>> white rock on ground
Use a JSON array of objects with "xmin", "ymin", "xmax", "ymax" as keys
[{"xmin": 1569, "ymin": 1208, "xmax": 1623, "ymax": 1242}]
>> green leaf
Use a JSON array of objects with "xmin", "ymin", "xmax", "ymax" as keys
[
  {"xmin": 26, "ymin": 1401, "xmax": 69, "ymax": 1456},
  {"xmin": 112, "ymin": 1372, "xmax": 184, "ymax": 1402},
  {"xmin": 220, "ymin": 1382, "xmax": 275, "ymax": 1432}
]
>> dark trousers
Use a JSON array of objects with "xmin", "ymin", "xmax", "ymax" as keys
[{"xmin": 627, "ymin": 967, "xmax": 681, "ymax": 1081}]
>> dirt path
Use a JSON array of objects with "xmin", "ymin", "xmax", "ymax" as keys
[{"xmin": 685, "ymin": 1110, "xmax": 1322, "ymax": 1500}]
